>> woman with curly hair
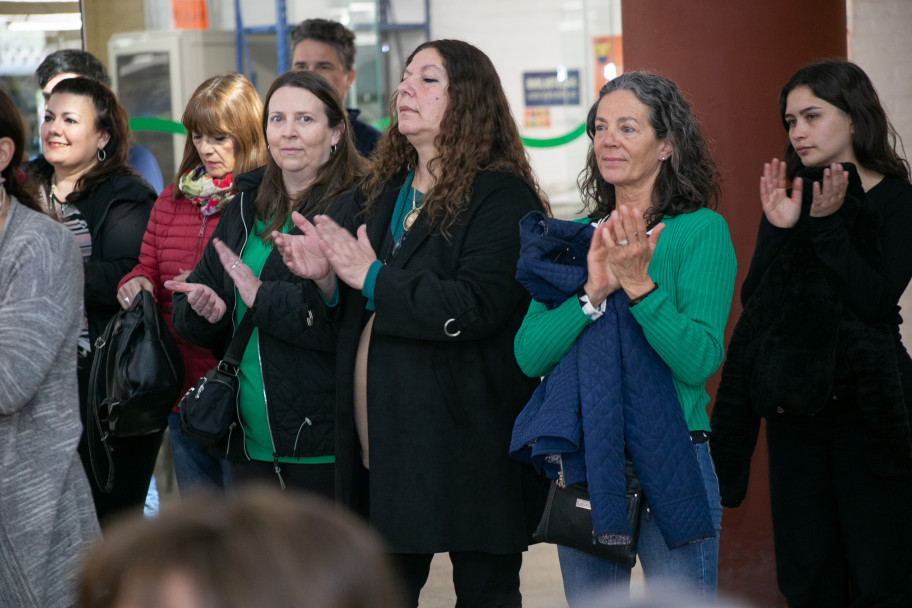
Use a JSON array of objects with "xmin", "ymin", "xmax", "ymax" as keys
[
  {"xmin": 513, "ymin": 72, "xmax": 736, "ymax": 602},
  {"xmin": 276, "ymin": 39, "xmax": 549, "ymax": 606}
]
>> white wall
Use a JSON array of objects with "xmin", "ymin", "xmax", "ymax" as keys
[{"xmin": 850, "ymin": 0, "xmax": 912, "ymax": 347}]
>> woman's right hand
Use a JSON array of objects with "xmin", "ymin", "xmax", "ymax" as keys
[
  {"xmin": 760, "ymin": 158, "xmax": 802, "ymax": 228},
  {"xmin": 164, "ymin": 280, "xmax": 227, "ymax": 324},
  {"xmin": 117, "ymin": 276, "xmax": 154, "ymax": 309},
  {"xmin": 583, "ymin": 223, "xmax": 621, "ymax": 306},
  {"xmin": 273, "ymin": 211, "xmax": 336, "ymax": 296}
]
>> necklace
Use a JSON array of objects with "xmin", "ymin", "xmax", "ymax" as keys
[{"xmin": 403, "ymin": 186, "xmax": 422, "ymax": 231}]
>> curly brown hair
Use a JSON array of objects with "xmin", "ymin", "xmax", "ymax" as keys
[
  {"xmin": 579, "ymin": 72, "xmax": 720, "ymax": 227},
  {"xmin": 361, "ymin": 39, "xmax": 547, "ymax": 234}
]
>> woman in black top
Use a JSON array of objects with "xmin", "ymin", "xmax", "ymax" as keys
[{"xmin": 711, "ymin": 60, "xmax": 912, "ymax": 606}]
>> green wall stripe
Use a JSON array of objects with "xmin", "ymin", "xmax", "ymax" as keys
[
  {"xmin": 129, "ymin": 117, "xmax": 186, "ymax": 135},
  {"xmin": 129, "ymin": 117, "xmax": 586, "ymax": 149}
]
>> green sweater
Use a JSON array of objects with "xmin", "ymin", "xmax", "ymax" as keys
[{"xmin": 514, "ymin": 208, "xmax": 736, "ymax": 431}]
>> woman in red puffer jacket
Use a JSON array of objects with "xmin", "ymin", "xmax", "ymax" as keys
[{"xmin": 118, "ymin": 72, "xmax": 267, "ymax": 494}]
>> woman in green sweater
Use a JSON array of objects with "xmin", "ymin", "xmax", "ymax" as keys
[{"xmin": 514, "ymin": 72, "xmax": 736, "ymax": 602}]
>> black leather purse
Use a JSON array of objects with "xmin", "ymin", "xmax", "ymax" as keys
[
  {"xmin": 533, "ymin": 457, "xmax": 644, "ymax": 568},
  {"xmin": 179, "ymin": 311, "xmax": 254, "ymax": 454},
  {"xmin": 86, "ymin": 289, "xmax": 184, "ymax": 492}
]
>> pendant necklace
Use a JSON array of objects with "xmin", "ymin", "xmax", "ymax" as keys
[{"xmin": 403, "ymin": 186, "xmax": 422, "ymax": 231}]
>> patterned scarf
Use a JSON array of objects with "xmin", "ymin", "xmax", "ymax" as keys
[{"xmin": 178, "ymin": 165, "xmax": 235, "ymax": 216}]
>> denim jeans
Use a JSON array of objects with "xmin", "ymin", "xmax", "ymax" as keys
[
  {"xmin": 557, "ymin": 441, "xmax": 722, "ymax": 605},
  {"xmin": 168, "ymin": 412, "xmax": 231, "ymax": 494}
]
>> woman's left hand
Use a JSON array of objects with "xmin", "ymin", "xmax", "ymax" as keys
[
  {"xmin": 604, "ymin": 205, "xmax": 664, "ymax": 300},
  {"xmin": 313, "ymin": 215, "xmax": 376, "ymax": 291},
  {"xmin": 213, "ymin": 238, "xmax": 261, "ymax": 308},
  {"xmin": 809, "ymin": 163, "xmax": 849, "ymax": 218}
]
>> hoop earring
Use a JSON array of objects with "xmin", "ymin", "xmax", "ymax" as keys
[
  {"xmin": 330, "ymin": 144, "xmax": 337, "ymax": 155},
  {"xmin": 97, "ymin": 148, "xmax": 107, "ymax": 162}
]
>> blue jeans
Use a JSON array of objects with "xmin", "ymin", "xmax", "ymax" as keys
[
  {"xmin": 168, "ymin": 412, "xmax": 232, "ymax": 494},
  {"xmin": 558, "ymin": 441, "xmax": 722, "ymax": 605}
]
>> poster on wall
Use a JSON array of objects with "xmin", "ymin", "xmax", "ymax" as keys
[
  {"xmin": 593, "ymin": 36, "xmax": 623, "ymax": 100},
  {"xmin": 523, "ymin": 69, "xmax": 581, "ymax": 107}
]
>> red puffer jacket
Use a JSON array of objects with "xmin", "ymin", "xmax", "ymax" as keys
[{"xmin": 118, "ymin": 183, "xmax": 223, "ymax": 412}]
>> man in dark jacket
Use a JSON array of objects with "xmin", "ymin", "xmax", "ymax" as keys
[{"xmin": 290, "ymin": 19, "xmax": 382, "ymax": 157}]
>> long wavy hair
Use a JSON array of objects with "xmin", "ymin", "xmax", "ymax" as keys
[
  {"xmin": 579, "ymin": 72, "xmax": 720, "ymax": 226},
  {"xmin": 175, "ymin": 72, "xmax": 268, "ymax": 192},
  {"xmin": 361, "ymin": 39, "xmax": 547, "ymax": 234},
  {"xmin": 0, "ymin": 88, "xmax": 42, "ymax": 213},
  {"xmin": 46, "ymin": 77, "xmax": 134, "ymax": 204},
  {"xmin": 255, "ymin": 70, "xmax": 364, "ymax": 242},
  {"xmin": 779, "ymin": 59, "xmax": 910, "ymax": 181}
]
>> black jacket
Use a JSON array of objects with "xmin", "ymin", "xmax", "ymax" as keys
[
  {"xmin": 335, "ymin": 170, "xmax": 547, "ymax": 554},
  {"xmin": 171, "ymin": 168, "xmax": 348, "ymax": 461},
  {"xmin": 28, "ymin": 157, "xmax": 155, "ymax": 346},
  {"xmin": 710, "ymin": 165, "xmax": 912, "ymax": 507}
]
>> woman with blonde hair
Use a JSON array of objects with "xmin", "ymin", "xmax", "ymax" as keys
[{"xmin": 118, "ymin": 72, "xmax": 267, "ymax": 493}]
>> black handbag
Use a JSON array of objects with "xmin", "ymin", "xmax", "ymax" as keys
[
  {"xmin": 533, "ymin": 457, "xmax": 644, "ymax": 568},
  {"xmin": 86, "ymin": 289, "xmax": 184, "ymax": 492},
  {"xmin": 179, "ymin": 311, "xmax": 254, "ymax": 452}
]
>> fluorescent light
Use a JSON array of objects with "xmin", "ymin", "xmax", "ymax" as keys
[{"xmin": 7, "ymin": 14, "xmax": 82, "ymax": 31}]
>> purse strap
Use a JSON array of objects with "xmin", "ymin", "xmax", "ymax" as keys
[{"xmin": 220, "ymin": 309, "xmax": 255, "ymax": 370}]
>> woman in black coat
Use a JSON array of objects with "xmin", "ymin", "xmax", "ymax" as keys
[
  {"xmin": 277, "ymin": 39, "xmax": 549, "ymax": 607},
  {"xmin": 711, "ymin": 60, "xmax": 912, "ymax": 606},
  {"xmin": 169, "ymin": 71, "xmax": 362, "ymax": 496}
]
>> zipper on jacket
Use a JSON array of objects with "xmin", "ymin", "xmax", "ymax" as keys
[
  {"xmin": 292, "ymin": 417, "xmax": 313, "ymax": 457},
  {"xmin": 273, "ymin": 454, "xmax": 286, "ymax": 490},
  {"xmin": 233, "ymin": 192, "xmax": 251, "ymax": 462},
  {"xmin": 558, "ymin": 455, "xmax": 566, "ymax": 489}
]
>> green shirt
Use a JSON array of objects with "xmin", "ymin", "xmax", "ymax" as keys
[
  {"xmin": 513, "ymin": 208, "xmax": 736, "ymax": 431},
  {"xmin": 236, "ymin": 216, "xmax": 334, "ymax": 465}
]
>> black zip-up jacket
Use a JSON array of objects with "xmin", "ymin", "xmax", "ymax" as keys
[
  {"xmin": 28, "ymin": 157, "xmax": 155, "ymax": 347},
  {"xmin": 171, "ymin": 167, "xmax": 348, "ymax": 461}
]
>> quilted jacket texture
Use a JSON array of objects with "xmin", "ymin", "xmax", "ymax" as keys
[
  {"xmin": 510, "ymin": 212, "xmax": 714, "ymax": 548},
  {"xmin": 119, "ymin": 184, "xmax": 221, "ymax": 411},
  {"xmin": 171, "ymin": 168, "xmax": 342, "ymax": 461}
]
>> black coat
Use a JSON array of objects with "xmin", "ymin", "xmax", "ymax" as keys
[
  {"xmin": 171, "ymin": 168, "xmax": 346, "ymax": 460},
  {"xmin": 335, "ymin": 170, "xmax": 546, "ymax": 554},
  {"xmin": 28, "ymin": 158, "xmax": 155, "ymax": 346}
]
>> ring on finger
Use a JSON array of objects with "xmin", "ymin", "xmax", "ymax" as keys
[
  {"xmin": 123, "ymin": 296, "xmax": 131, "ymax": 304},
  {"xmin": 231, "ymin": 258, "xmax": 241, "ymax": 269},
  {"xmin": 618, "ymin": 239, "xmax": 629, "ymax": 246}
]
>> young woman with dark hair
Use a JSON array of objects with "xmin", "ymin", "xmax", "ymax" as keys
[{"xmin": 712, "ymin": 59, "xmax": 912, "ymax": 606}]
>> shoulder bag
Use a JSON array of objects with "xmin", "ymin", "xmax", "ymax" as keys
[{"xmin": 178, "ymin": 311, "xmax": 254, "ymax": 453}]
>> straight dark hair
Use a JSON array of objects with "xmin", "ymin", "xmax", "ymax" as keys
[
  {"xmin": 779, "ymin": 59, "xmax": 910, "ymax": 181},
  {"xmin": 255, "ymin": 70, "xmax": 363, "ymax": 243}
]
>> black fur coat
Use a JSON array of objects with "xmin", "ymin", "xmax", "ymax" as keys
[{"xmin": 710, "ymin": 164, "xmax": 912, "ymax": 508}]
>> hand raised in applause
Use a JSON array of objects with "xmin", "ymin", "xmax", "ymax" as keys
[
  {"xmin": 760, "ymin": 158, "xmax": 802, "ymax": 228},
  {"xmin": 602, "ymin": 205, "xmax": 663, "ymax": 301},
  {"xmin": 312, "ymin": 215, "xmax": 376, "ymax": 291},
  {"xmin": 809, "ymin": 163, "xmax": 848, "ymax": 218},
  {"xmin": 273, "ymin": 211, "xmax": 336, "ymax": 298}
]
